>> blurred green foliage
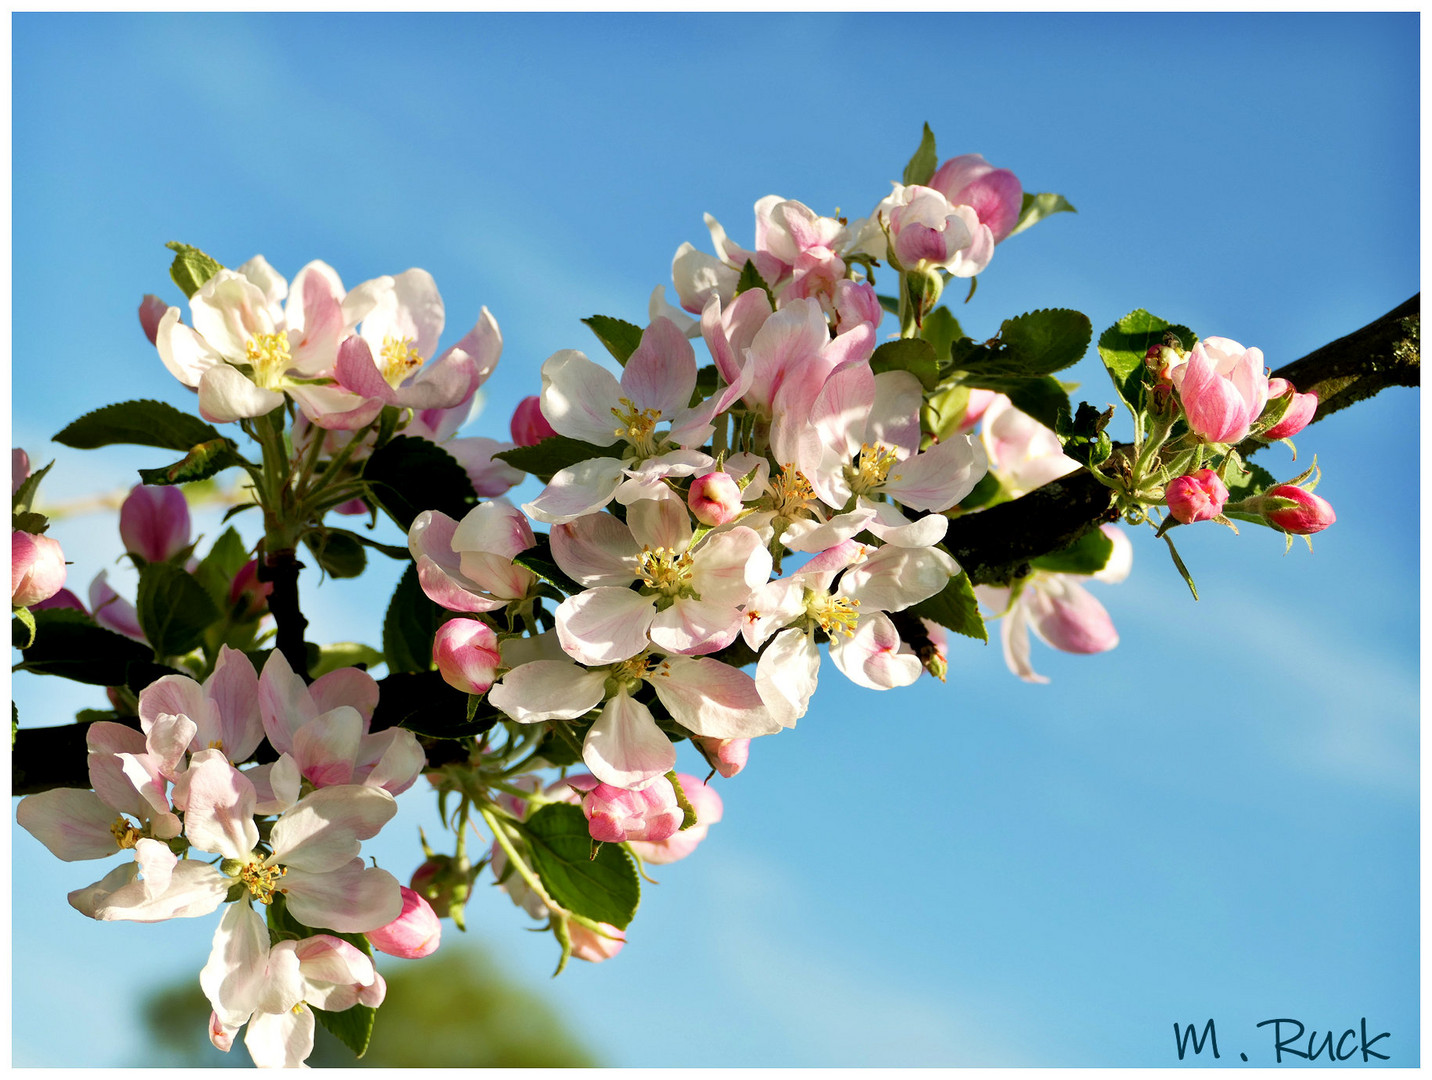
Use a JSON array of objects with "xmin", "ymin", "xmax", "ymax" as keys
[{"xmin": 137, "ymin": 942, "xmax": 598, "ymax": 1068}]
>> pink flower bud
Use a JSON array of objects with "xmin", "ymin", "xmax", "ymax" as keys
[
  {"xmin": 1261, "ymin": 378, "xmax": 1318, "ymax": 441},
  {"xmin": 432, "ymin": 618, "xmax": 502, "ymax": 694},
  {"xmin": 367, "ymin": 886, "xmax": 442, "ymax": 959},
  {"xmin": 833, "ymin": 279, "xmax": 883, "ymax": 335},
  {"xmin": 695, "ymin": 736, "xmax": 749, "ymax": 778},
  {"xmin": 564, "ymin": 773, "xmax": 684, "ymax": 845},
  {"xmin": 1264, "ymin": 484, "xmax": 1336, "ymax": 535},
  {"xmin": 509, "ymin": 395, "xmax": 557, "ymax": 447},
  {"xmin": 928, "ymin": 153, "xmax": 1024, "ymax": 243},
  {"xmin": 228, "ymin": 559, "xmax": 272, "ymax": 619},
  {"xmin": 626, "ymin": 774, "xmax": 724, "ymax": 865},
  {"xmin": 1172, "ymin": 337, "xmax": 1270, "ymax": 445},
  {"xmin": 687, "ymin": 471, "xmax": 743, "ymax": 526},
  {"xmin": 11, "ymin": 448, "xmax": 30, "ymax": 496},
  {"xmin": 139, "ymin": 294, "xmax": 168, "ymax": 346},
  {"xmin": 1165, "ymin": 469, "xmax": 1230, "ymax": 524},
  {"xmin": 568, "ymin": 921, "xmax": 625, "ymax": 963},
  {"xmin": 119, "ymin": 484, "xmax": 192, "ymax": 562},
  {"xmin": 32, "ymin": 587, "xmax": 85, "ymax": 613},
  {"xmin": 12, "ymin": 531, "xmax": 67, "ymax": 608},
  {"xmin": 410, "ymin": 855, "xmax": 474, "ymax": 922}
]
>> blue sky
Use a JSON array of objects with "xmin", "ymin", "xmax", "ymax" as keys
[{"xmin": 10, "ymin": 13, "xmax": 1419, "ymax": 1067}]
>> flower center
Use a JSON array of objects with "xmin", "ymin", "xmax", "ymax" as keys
[
  {"xmin": 768, "ymin": 464, "xmax": 815, "ymax": 518},
  {"xmin": 245, "ymin": 331, "xmax": 293, "ymax": 389},
  {"xmin": 806, "ymin": 590, "xmax": 860, "ymax": 637},
  {"xmin": 239, "ymin": 860, "xmax": 288, "ymax": 905},
  {"xmin": 380, "ymin": 335, "xmax": 424, "ymax": 387},
  {"xmin": 110, "ymin": 817, "xmax": 143, "ymax": 850},
  {"xmin": 846, "ymin": 443, "xmax": 901, "ymax": 496},
  {"xmin": 636, "ymin": 545, "xmax": 695, "ymax": 600},
  {"xmin": 611, "ymin": 397, "xmax": 663, "ymax": 459}
]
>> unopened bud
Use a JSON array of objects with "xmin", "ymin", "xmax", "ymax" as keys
[
  {"xmin": 1166, "ymin": 469, "xmax": 1230, "ymax": 524},
  {"xmin": 568, "ymin": 921, "xmax": 625, "ymax": 963},
  {"xmin": 510, "ymin": 395, "xmax": 557, "ymax": 447},
  {"xmin": 139, "ymin": 295, "xmax": 169, "ymax": 346},
  {"xmin": 695, "ymin": 736, "xmax": 749, "ymax": 778},
  {"xmin": 12, "ymin": 531, "xmax": 67, "ymax": 608},
  {"xmin": 367, "ymin": 886, "xmax": 442, "ymax": 959},
  {"xmin": 11, "ymin": 448, "xmax": 30, "ymax": 496},
  {"xmin": 1260, "ymin": 378, "xmax": 1318, "ymax": 441},
  {"xmin": 119, "ymin": 484, "xmax": 192, "ymax": 562},
  {"xmin": 228, "ymin": 560, "xmax": 272, "ymax": 619},
  {"xmin": 687, "ymin": 472, "xmax": 743, "ymax": 526},
  {"xmin": 432, "ymin": 618, "xmax": 502, "ymax": 694},
  {"xmin": 564, "ymin": 773, "xmax": 683, "ymax": 845},
  {"xmin": 1261, "ymin": 484, "xmax": 1336, "ymax": 535},
  {"xmin": 410, "ymin": 855, "xmax": 476, "ymax": 926}
]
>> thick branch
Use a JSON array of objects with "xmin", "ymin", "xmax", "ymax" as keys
[
  {"xmin": 11, "ymin": 296, "xmax": 1419, "ymax": 794},
  {"xmin": 945, "ymin": 295, "xmax": 1420, "ymax": 585}
]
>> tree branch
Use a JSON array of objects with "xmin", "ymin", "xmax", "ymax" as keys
[
  {"xmin": 11, "ymin": 296, "xmax": 1419, "ymax": 795},
  {"xmin": 944, "ymin": 295, "xmax": 1419, "ymax": 585}
]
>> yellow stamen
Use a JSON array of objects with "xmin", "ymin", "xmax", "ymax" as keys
[
  {"xmin": 610, "ymin": 397, "xmax": 663, "ymax": 458},
  {"xmin": 245, "ymin": 332, "xmax": 293, "ymax": 389},
  {"xmin": 380, "ymin": 335, "xmax": 424, "ymax": 387},
  {"xmin": 769, "ymin": 464, "xmax": 815, "ymax": 518},
  {"xmin": 636, "ymin": 545, "xmax": 695, "ymax": 597},
  {"xmin": 847, "ymin": 443, "xmax": 901, "ymax": 496},
  {"xmin": 110, "ymin": 817, "xmax": 142, "ymax": 850},
  {"xmin": 806, "ymin": 592, "xmax": 861, "ymax": 638},
  {"xmin": 240, "ymin": 861, "xmax": 288, "ymax": 905}
]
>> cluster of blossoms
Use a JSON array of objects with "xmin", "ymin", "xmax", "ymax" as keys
[{"xmin": 13, "ymin": 127, "xmax": 1342, "ymax": 1068}]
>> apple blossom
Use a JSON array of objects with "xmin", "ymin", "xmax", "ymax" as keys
[
  {"xmin": 695, "ymin": 736, "xmax": 750, "ymax": 778},
  {"xmin": 1261, "ymin": 377, "xmax": 1319, "ymax": 441},
  {"xmin": 510, "ymin": 394, "xmax": 558, "ymax": 446},
  {"xmin": 627, "ymin": 775, "xmax": 723, "ymax": 865},
  {"xmin": 687, "ymin": 470, "xmax": 744, "ymax": 526},
  {"xmin": 563, "ymin": 772, "xmax": 684, "ymax": 844},
  {"xmin": 568, "ymin": 921, "xmax": 626, "ymax": 963},
  {"xmin": 928, "ymin": 153, "xmax": 1024, "ymax": 243},
  {"xmin": 1171, "ymin": 336, "xmax": 1270, "ymax": 444},
  {"xmin": 409, "ymin": 500, "xmax": 538, "ymax": 614},
  {"xmin": 1260, "ymin": 484, "xmax": 1337, "ymax": 535}
]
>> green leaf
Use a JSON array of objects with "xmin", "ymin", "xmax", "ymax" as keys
[
  {"xmin": 136, "ymin": 438, "xmax": 244, "ymax": 486},
  {"xmin": 908, "ymin": 570, "xmax": 986, "ymax": 642},
  {"xmin": 165, "ymin": 241, "xmax": 225, "ymax": 299},
  {"xmin": 1007, "ymin": 192, "xmax": 1077, "ymax": 239},
  {"xmin": 12, "ymin": 458, "xmax": 54, "ymax": 515},
  {"xmin": 523, "ymin": 804, "xmax": 640, "ymax": 930},
  {"xmin": 136, "ymin": 561, "xmax": 220, "ymax": 657},
  {"xmin": 513, "ymin": 535, "xmax": 583, "ymax": 596},
  {"xmin": 54, "ymin": 399, "xmax": 227, "ymax": 452},
  {"xmin": 193, "ymin": 526, "xmax": 250, "ymax": 609},
  {"xmin": 1029, "ymin": 528, "xmax": 1115, "ymax": 575},
  {"xmin": 12, "ymin": 607, "xmax": 36, "ymax": 649},
  {"xmin": 869, "ymin": 338, "xmax": 939, "ymax": 391},
  {"xmin": 734, "ymin": 259, "xmax": 773, "ymax": 304},
  {"xmin": 309, "ymin": 642, "xmax": 385, "ymax": 679},
  {"xmin": 1162, "ymin": 533, "xmax": 1199, "ymax": 600},
  {"xmin": 304, "ymin": 529, "xmax": 367, "ymax": 579},
  {"xmin": 582, "ymin": 315, "xmax": 644, "ymax": 366},
  {"xmin": 1097, "ymin": 310, "xmax": 1197, "ymax": 415},
  {"xmin": 920, "ymin": 307, "xmax": 964, "ymax": 367},
  {"xmin": 535, "ymin": 725, "xmax": 587, "ymax": 768},
  {"xmin": 901, "ymin": 122, "xmax": 938, "ymax": 187},
  {"xmin": 992, "ymin": 309, "xmax": 1092, "ymax": 377},
  {"xmin": 373, "ymin": 670, "xmax": 499, "ymax": 739},
  {"xmin": 381, "ymin": 564, "xmax": 445, "ymax": 675},
  {"xmin": 493, "ymin": 435, "xmax": 622, "ymax": 482},
  {"xmin": 363, "ymin": 436, "xmax": 477, "ymax": 531},
  {"xmin": 12, "ymin": 510, "xmax": 48, "ymax": 534},
  {"xmin": 15, "ymin": 608, "xmax": 156, "ymax": 684}
]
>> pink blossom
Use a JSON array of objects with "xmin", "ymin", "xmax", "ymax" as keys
[
  {"xmin": 564, "ymin": 772, "xmax": 683, "ymax": 844},
  {"xmin": 33, "ymin": 587, "xmax": 85, "ymax": 613},
  {"xmin": 568, "ymin": 921, "xmax": 625, "ymax": 963},
  {"xmin": 228, "ymin": 559, "xmax": 272, "ymax": 619},
  {"xmin": 1263, "ymin": 485, "xmax": 1337, "ymax": 534},
  {"xmin": 408, "ymin": 500, "xmax": 537, "ymax": 614},
  {"xmin": 432, "ymin": 618, "xmax": 502, "ymax": 694},
  {"xmin": 367, "ymin": 886, "xmax": 442, "ymax": 959},
  {"xmin": 1172, "ymin": 336, "xmax": 1270, "ymax": 444},
  {"xmin": 627, "ymin": 774, "xmax": 724, "ymax": 865},
  {"xmin": 119, "ymin": 484, "xmax": 192, "ymax": 562},
  {"xmin": 1166, "ymin": 469, "xmax": 1229, "ymax": 524},
  {"xmin": 1261, "ymin": 377, "xmax": 1318, "ymax": 440},
  {"xmin": 887, "ymin": 185, "xmax": 991, "ymax": 275},
  {"xmin": 138, "ymin": 645, "xmax": 265, "ymax": 763},
  {"xmin": 12, "ymin": 531, "xmax": 67, "ymax": 607},
  {"xmin": 510, "ymin": 394, "xmax": 557, "ymax": 446},
  {"xmin": 89, "ymin": 571, "xmax": 144, "ymax": 641},
  {"xmin": 687, "ymin": 471, "xmax": 743, "ymax": 526},
  {"xmin": 833, "ymin": 279, "xmax": 883, "ymax": 335},
  {"xmin": 928, "ymin": 153, "xmax": 1024, "ymax": 243},
  {"xmin": 980, "ymin": 394, "xmax": 1080, "ymax": 497}
]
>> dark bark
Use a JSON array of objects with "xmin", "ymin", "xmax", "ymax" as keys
[{"xmin": 11, "ymin": 296, "xmax": 1419, "ymax": 794}]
